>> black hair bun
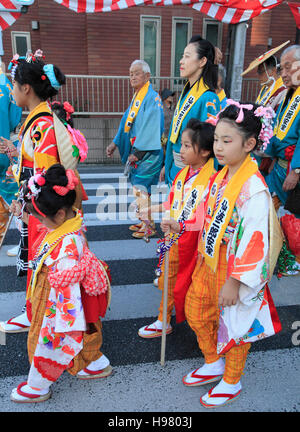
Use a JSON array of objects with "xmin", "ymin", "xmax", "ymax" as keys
[
  {"xmin": 14, "ymin": 60, "xmax": 65, "ymax": 101},
  {"xmin": 218, "ymin": 102, "xmax": 263, "ymax": 148},
  {"xmin": 45, "ymin": 164, "xmax": 69, "ymax": 187}
]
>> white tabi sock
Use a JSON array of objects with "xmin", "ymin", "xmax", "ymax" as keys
[{"xmin": 77, "ymin": 354, "xmax": 110, "ymax": 376}]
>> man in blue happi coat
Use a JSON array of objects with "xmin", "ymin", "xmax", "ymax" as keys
[{"xmin": 106, "ymin": 60, "xmax": 164, "ymax": 239}]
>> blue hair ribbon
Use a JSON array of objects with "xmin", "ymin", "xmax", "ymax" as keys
[{"xmin": 43, "ymin": 64, "xmax": 61, "ymax": 91}]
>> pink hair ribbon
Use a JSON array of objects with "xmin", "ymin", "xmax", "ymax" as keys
[
  {"xmin": 53, "ymin": 169, "xmax": 79, "ymax": 196},
  {"xmin": 226, "ymin": 99, "xmax": 253, "ymax": 123}
]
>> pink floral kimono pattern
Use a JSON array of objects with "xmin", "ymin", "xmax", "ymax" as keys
[{"xmin": 27, "ymin": 231, "xmax": 87, "ymax": 390}]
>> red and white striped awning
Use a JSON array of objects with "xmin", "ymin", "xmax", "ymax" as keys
[
  {"xmin": 288, "ymin": 1, "xmax": 300, "ymax": 29},
  {"xmin": 54, "ymin": 0, "xmax": 284, "ymax": 24},
  {"xmin": 0, "ymin": 0, "xmax": 289, "ymax": 31},
  {"xmin": 0, "ymin": 0, "xmax": 21, "ymax": 30}
]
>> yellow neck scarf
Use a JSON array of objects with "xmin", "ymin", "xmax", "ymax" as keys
[
  {"xmin": 171, "ymin": 158, "xmax": 215, "ymax": 221},
  {"xmin": 27, "ymin": 210, "xmax": 83, "ymax": 299},
  {"xmin": 124, "ymin": 81, "xmax": 150, "ymax": 133},
  {"xmin": 200, "ymin": 154, "xmax": 258, "ymax": 272},
  {"xmin": 217, "ymin": 89, "xmax": 226, "ymax": 104},
  {"xmin": 170, "ymin": 78, "xmax": 209, "ymax": 144},
  {"xmin": 255, "ymin": 77, "xmax": 284, "ymax": 106},
  {"xmin": 273, "ymin": 86, "xmax": 300, "ymax": 141}
]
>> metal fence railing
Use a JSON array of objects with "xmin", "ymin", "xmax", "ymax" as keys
[
  {"xmin": 54, "ymin": 75, "xmax": 185, "ymax": 115},
  {"xmin": 241, "ymin": 77, "xmax": 261, "ymax": 103},
  {"xmin": 6, "ymin": 72, "xmax": 260, "ymax": 115},
  {"xmin": 6, "ymin": 73, "xmax": 260, "ymax": 164}
]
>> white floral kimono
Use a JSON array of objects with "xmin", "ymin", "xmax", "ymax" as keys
[
  {"xmin": 27, "ymin": 231, "xmax": 87, "ymax": 389},
  {"xmin": 215, "ymin": 172, "xmax": 282, "ymax": 354}
]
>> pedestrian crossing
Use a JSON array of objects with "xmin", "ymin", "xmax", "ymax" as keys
[{"xmin": 0, "ymin": 165, "xmax": 299, "ymax": 412}]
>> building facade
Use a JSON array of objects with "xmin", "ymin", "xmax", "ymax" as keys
[
  {"xmin": 1, "ymin": 1, "xmax": 299, "ymax": 164},
  {"xmin": 1, "ymin": 1, "xmax": 298, "ymax": 79}
]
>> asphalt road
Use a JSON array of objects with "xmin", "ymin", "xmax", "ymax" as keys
[{"xmin": 0, "ymin": 164, "xmax": 299, "ymax": 416}]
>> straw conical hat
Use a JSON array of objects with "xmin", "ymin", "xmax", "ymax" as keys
[{"xmin": 241, "ymin": 40, "xmax": 290, "ymax": 76}]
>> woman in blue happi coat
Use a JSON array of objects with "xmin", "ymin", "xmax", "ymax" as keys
[
  {"xmin": 0, "ymin": 65, "xmax": 22, "ymax": 241},
  {"xmin": 163, "ymin": 36, "xmax": 220, "ymax": 187}
]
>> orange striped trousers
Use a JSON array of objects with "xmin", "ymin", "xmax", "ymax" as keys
[{"xmin": 185, "ymin": 244, "xmax": 251, "ymax": 384}]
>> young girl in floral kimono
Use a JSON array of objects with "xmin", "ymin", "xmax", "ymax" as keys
[
  {"xmin": 10, "ymin": 164, "xmax": 112, "ymax": 403},
  {"xmin": 138, "ymin": 119, "xmax": 216, "ymax": 336},
  {"xmin": 162, "ymin": 101, "xmax": 282, "ymax": 408}
]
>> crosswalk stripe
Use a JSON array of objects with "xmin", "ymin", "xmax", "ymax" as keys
[
  {"xmin": 0, "ymin": 167, "xmax": 299, "ymax": 412},
  {"xmin": 0, "ymin": 238, "xmax": 159, "ymax": 266}
]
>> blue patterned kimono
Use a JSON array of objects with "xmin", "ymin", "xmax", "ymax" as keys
[
  {"xmin": 217, "ymin": 89, "xmax": 227, "ymax": 110},
  {"xmin": 265, "ymin": 88, "xmax": 300, "ymax": 208},
  {"xmin": 114, "ymin": 82, "xmax": 164, "ymax": 193},
  {"xmin": 0, "ymin": 72, "xmax": 22, "ymax": 204},
  {"xmin": 164, "ymin": 87, "xmax": 220, "ymax": 186}
]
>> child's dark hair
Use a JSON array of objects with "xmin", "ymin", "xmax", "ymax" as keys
[
  {"xmin": 185, "ymin": 118, "xmax": 215, "ymax": 158},
  {"xmin": 217, "ymin": 103, "xmax": 263, "ymax": 150},
  {"xmin": 51, "ymin": 101, "xmax": 74, "ymax": 127},
  {"xmin": 24, "ymin": 164, "xmax": 76, "ymax": 219},
  {"xmin": 188, "ymin": 35, "xmax": 218, "ymax": 91},
  {"xmin": 14, "ymin": 59, "xmax": 65, "ymax": 101}
]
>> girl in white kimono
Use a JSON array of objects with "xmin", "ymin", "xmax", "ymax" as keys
[{"xmin": 162, "ymin": 101, "xmax": 282, "ymax": 408}]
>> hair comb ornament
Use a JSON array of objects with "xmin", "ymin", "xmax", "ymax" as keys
[
  {"xmin": 253, "ymin": 105, "xmax": 276, "ymax": 151},
  {"xmin": 206, "ymin": 115, "xmax": 219, "ymax": 127},
  {"xmin": 26, "ymin": 173, "xmax": 47, "ymax": 218},
  {"xmin": 63, "ymin": 102, "xmax": 75, "ymax": 121},
  {"xmin": 8, "ymin": 54, "xmax": 23, "ymax": 80}
]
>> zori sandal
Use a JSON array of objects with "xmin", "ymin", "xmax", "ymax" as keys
[
  {"xmin": 0, "ymin": 316, "xmax": 30, "ymax": 333},
  {"xmin": 129, "ymin": 223, "xmax": 143, "ymax": 232},
  {"xmin": 138, "ymin": 322, "xmax": 172, "ymax": 338},
  {"xmin": 200, "ymin": 386, "xmax": 241, "ymax": 408},
  {"xmin": 10, "ymin": 382, "xmax": 51, "ymax": 404},
  {"xmin": 77, "ymin": 364, "xmax": 113, "ymax": 380},
  {"xmin": 182, "ymin": 368, "xmax": 223, "ymax": 386}
]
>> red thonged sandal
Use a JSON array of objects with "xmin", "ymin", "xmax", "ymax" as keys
[
  {"xmin": 182, "ymin": 368, "xmax": 223, "ymax": 386},
  {"xmin": 77, "ymin": 364, "xmax": 113, "ymax": 380},
  {"xmin": 200, "ymin": 386, "xmax": 241, "ymax": 408},
  {"xmin": 10, "ymin": 382, "xmax": 51, "ymax": 404},
  {"xmin": 0, "ymin": 316, "xmax": 30, "ymax": 333}
]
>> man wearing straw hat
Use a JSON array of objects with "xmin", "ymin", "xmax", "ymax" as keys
[
  {"xmin": 241, "ymin": 41, "xmax": 290, "ymax": 175},
  {"xmin": 241, "ymin": 41, "xmax": 289, "ymax": 112}
]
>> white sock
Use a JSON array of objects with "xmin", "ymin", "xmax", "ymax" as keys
[
  {"xmin": 11, "ymin": 384, "xmax": 50, "ymax": 401},
  {"xmin": 78, "ymin": 354, "xmax": 110, "ymax": 376},
  {"xmin": 15, "ymin": 312, "xmax": 31, "ymax": 326},
  {"xmin": 202, "ymin": 379, "xmax": 242, "ymax": 405},
  {"xmin": 22, "ymin": 384, "xmax": 50, "ymax": 395},
  {"xmin": 153, "ymin": 319, "xmax": 171, "ymax": 330},
  {"xmin": 87, "ymin": 354, "xmax": 110, "ymax": 371},
  {"xmin": 198, "ymin": 358, "xmax": 225, "ymax": 375},
  {"xmin": 1, "ymin": 311, "xmax": 31, "ymax": 330}
]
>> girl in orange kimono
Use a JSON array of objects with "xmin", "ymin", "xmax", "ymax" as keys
[
  {"xmin": 162, "ymin": 101, "xmax": 282, "ymax": 408},
  {"xmin": 138, "ymin": 119, "xmax": 216, "ymax": 337}
]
